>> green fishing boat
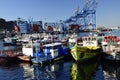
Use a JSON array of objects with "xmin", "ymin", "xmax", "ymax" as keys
[{"xmin": 70, "ymin": 35, "xmax": 101, "ymax": 62}]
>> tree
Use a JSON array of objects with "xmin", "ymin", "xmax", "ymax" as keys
[{"xmin": 0, "ymin": 18, "xmax": 6, "ymax": 29}]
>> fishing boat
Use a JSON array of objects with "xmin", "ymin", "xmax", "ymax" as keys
[
  {"xmin": 3, "ymin": 37, "xmax": 17, "ymax": 46},
  {"xmin": 68, "ymin": 33, "xmax": 78, "ymax": 44},
  {"xmin": 32, "ymin": 42, "xmax": 70, "ymax": 64},
  {"xmin": 70, "ymin": 34, "xmax": 101, "ymax": 62},
  {"xmin": 101, "ymin": 35, "xmax": 120, "ymax": 63},
  {"xmin": 22, "ymin": 39, "xmax": 70, "ymax": 64},
  {"xmin": 0, "ymin": 50, "xmax": 27, "ymax": 64},
  {"xmin": 60, "ymin": 35, "xmax": 69, "ymax": 46}
]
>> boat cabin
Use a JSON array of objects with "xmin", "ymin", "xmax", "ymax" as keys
[
  {"xmin": 82, "ymin": 36, "xmax": 98, "ymax": 47},
  {"xmin": 22, "ymin": 41, "xmax": 40, "ymax": 57},
  {"xmin": 102, "ymin": 35, "xmax": 120, "ymax": 53},
  {"xmin": 43, "ymin": 42, "xmax": 63, "ymax": 58}
]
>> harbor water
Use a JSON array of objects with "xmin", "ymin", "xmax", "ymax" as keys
[{"xmin": 0, "ymin": 30, "xmax": 120, "ymax": 80}]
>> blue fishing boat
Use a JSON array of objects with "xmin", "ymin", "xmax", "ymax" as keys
[{"xmin": 22, "ymin": 40, "xmax": 70, "ymax": 64}]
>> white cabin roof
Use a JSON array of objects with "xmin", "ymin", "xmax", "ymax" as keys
[{"xmin": 43, "ymin": 42, "xmax": 62, "ymax": 47}]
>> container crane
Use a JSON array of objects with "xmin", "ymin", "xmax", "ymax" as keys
[
  {"xmin": 83, "ymin": 0, "xmax": 98, "ymax": 30},
  {"xmin": 64, "ymin": 0, "xmax": 98, "ymax": 31}
]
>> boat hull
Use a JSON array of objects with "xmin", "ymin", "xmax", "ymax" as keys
[
  {"xmin": 17, "ymin": 55, "xmax": 31, "ymax": 62},
  {"xmin": 31, "ymin": 54, "xmax": 70, "ymax": 65},
  {"xmin": 3, "ymin": 42, "xmax": 16, "ymax": 46},
  {"xmin": 0, "ymin": 56, "xmax": 25, "ymax": 65},
  {"xmin": 70, "ymin": 45, "xmax": 101, "ymax": 62},
  {"xmin": 102, "ymin": 52, "xmax": 120, "ymax": 65}
]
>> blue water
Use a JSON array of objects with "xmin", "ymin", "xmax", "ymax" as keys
[
  {"xmin": 0, "ymin": 30, "xmax": 120, "ymax": 80},
  {"xmin": 0, "ymin": 60, "xmax": 120, "ymax": 80},
  {"xmin": 0, "ymin": 61, "xmax": 72, "ymax": 80}
]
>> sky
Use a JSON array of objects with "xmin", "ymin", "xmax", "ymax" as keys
[{"xmin": 0, "ymin": 0, "xmax": 120, "ymax": 28}]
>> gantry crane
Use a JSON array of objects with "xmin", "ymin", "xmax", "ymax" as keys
[{"xmin": 64, "ymin": 0, "xmax": 98, "ymax": 31}]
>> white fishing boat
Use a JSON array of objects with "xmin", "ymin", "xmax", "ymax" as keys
[
  {"xmin": 41, "ymin": 33, "xmax": 59, "ymax": 43},
  {"xmin": 68, "ymin": 33, "xmax": 78, "ymax": 44},
  {"xmin": 3, "ymin": 36, "xmax": 18, "ymax": 46},
  {"xmin": 21, "ymin": 39, "xmax": 41, "ymax": 62},
  {"xmin": 101, "ymin": 35, "xmax": 120, "ymax": 62}
]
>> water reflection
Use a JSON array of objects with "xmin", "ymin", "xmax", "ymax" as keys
[
  {"xmin": 70, "ymin": 61, "xmax": 99, "ymax": 80},
  {"xmin": 0, "ymin": 62, "xmax": 59, "ymax": 80},
  {"xmin": 32, "ymin": 64, "xmax": 57, "ymax": 80},
  {"xmin": 116, "ymin": 67, "xmax": 120, "ymax": 80},
  {"xmin": 0, "ymin": 63, "xmax": 25, "ymax": 80},
  {"xmin": 19, "ymin": 61, "xmax": 65, "ymax": 80},
  {"xmin": 19, "ymin": 63, "xmax": 34, "ymax": 80},
  {"xmin": 102, "ymin": 62, "xmax": 120, "ymax": 80}
]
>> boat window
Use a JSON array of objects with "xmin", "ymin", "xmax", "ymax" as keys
[
  {"xmin": 88, "ymin": 37, "xmax": 91, "ymax": 41},
  {"xmin": 53, "ymin": 45, "xmax": 61, "ymax": 49},
  {"xmin": 79, "ymin": 38, "xmax": 82, "ymax": 42},
  {"xmin": 105, "ymin": 37, "xmax": 107, "ymax": 39},
  {"xmin": 33, "ymin": 47, "xmax": 36, "ymax": 53},
  {"xmin": 43, "ymin": 46, "xmax": 51, "ymax": 49},
  {"xmin": 53, "ymin": 46, "xmax": 58, "ymax": 49},
  {"xmin": 23, "ymin": 42, "xmax": 29, "ymax": 44},
  {"xmin": 94, "ymin": 38, "xmax": 96, "ymax": 40}
]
